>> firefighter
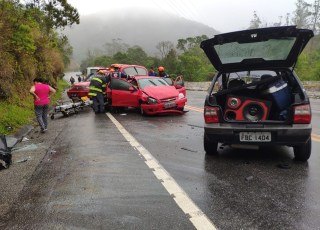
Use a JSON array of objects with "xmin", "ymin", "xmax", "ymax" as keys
[
  {"xmin": 158, "ymin": 66, "xmax": 169, "ymax": 78},
  {"xmin": 88, "ymin": 70, "xmax": 107, "ymax": 114}
]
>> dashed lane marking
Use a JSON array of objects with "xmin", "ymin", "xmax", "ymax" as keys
[
  {"xmin": 106, "ymin": 112, "xmax": 217, "ymax": 230},
  {"xmin": 311, "ymin": 133, "xmax": 320, "ymax": 142},
  {"xmin": 185, "ymin": 105, "xmax": 204, "ymax": 113}
]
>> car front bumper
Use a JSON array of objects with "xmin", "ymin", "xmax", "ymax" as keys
[
  {"xmin": 204, "ymin": 123, "xmax": 312, "ymax": 146},
  {"xmin": 141, "ymin": 98, "xmax": 187, "ymax": 115}
]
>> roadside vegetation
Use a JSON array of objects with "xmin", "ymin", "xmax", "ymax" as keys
[
  {"xmin": 0, "ymin": 0, "xmax": 79, "ymax": 134},
  {"xmin": 0, "ymin": 80, "xmax": 69, "ymax": 135}
]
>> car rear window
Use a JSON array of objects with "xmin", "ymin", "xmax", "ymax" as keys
[{"xmin": 214, "ymin": 38, "xmax": 296, "ymax": 64}]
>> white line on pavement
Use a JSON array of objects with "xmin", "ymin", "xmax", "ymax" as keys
[{"xmin": 106, "ymin": 112, "xmax": 217, "ymax": 230}]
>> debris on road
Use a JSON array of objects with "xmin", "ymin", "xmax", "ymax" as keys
[{"xmin": 16, "ymin": 156, "xmax": 32, "ymax": 163}]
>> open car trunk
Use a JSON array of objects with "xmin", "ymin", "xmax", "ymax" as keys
[{"xmin": 208, "ymin": 69, "xmax": 308, "ymax": 123}]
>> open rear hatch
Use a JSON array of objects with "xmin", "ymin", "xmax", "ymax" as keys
[{"xmin": 200, "ymin": 26, "xmax": 314, "ymax": 72}]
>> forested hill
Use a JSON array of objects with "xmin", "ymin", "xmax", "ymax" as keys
[{"xmin": 62, "ymin": 8, "xmax": 219, "ymax": 62}]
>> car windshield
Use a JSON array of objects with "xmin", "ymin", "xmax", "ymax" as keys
[
  {"xmin": 123, "ymin": 67, "xmax": 148, "ymax": 76},
  {"xmin": 137, "ymin": 78, "xmax": 169, "ymax": 89},
  {"xmin": 214, "ymin": 38, "xmax": 296, "ymax": 64}
]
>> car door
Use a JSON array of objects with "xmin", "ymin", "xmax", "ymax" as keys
[
  {"xmin": 109, "ymin": 78, "xmax": 139, "ymax": 107},
  {"xmin": 174, "ymin": 75, "xmax": 186, "ymax": 96}
]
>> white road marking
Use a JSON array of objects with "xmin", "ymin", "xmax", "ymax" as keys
[{"xmin": 106, "ymin": 112, "xmax": 217, "ymax": 230}]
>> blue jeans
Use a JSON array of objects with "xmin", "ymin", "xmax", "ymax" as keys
[{"xmin": 34, "ymin": 104, "xmax": 49, "ymax": 130}]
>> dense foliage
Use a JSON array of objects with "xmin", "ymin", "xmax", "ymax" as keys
[
  {"xmin": 0, "ymin": 0, "xmax": 78, "ymax": 134},
  {"xmin": 0, "ymin": 0, "xmax": 78, "ymax": 102}
]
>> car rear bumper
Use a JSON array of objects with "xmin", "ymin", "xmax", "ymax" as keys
[
  {"xmin": 67, "ymin": 91, "xmax": 89, "ymax": 99},
  {"xmin": 141, "ymin": 98, "xmax": 187, "ymax": 115},
  {"xmin": 204, "ymin": 123, "xmax": 312, "ymax": 146}
]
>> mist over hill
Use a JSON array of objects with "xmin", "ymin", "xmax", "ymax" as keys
[{"xmin": 62, "ymin": 8, "xmax": 219, "ymax": 63}]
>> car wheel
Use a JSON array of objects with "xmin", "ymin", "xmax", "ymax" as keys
[
  {"xmin": 140, "ymin": 107, "xmax": 145, "ymax": 115},
  {"xmin": 204, "ymin": 132, "xmax": 218, "ymax": 155},
  {"xmin": 293, "ymin": 138, "xmax": 311, "ymax": 161},
  {"xmin": 139, "ymin": 101, "xmax": 145, "ymax": 116}
]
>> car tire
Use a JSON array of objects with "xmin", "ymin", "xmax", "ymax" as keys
[
  {"xmin": 140, "ymin": 107, "xmax": 145, "ymax": 115},
  {"xmin": 139, "ymin": 101, "xmax": 146, "ymax": 116},
  {"xmin": 293, "ymin": 137, "xmax": 311, "ymax": 162},
  {"xmin": 204, "ymin": 132, "xmax": 218, "ymax": 155}
]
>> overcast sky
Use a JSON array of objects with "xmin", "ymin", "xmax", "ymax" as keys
[{"xmin": 68, "ymin": 0, "xmax": 314, "ymax": 33}]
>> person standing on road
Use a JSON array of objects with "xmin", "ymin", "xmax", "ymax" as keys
[
  {"xmin": 148, "ymin": 66, "xmax": 157, "ymax": 76},
  {"xmin": 29, "ymin": 77, "xmax": 56, "ymax": 133},
  {"xmin": 158, "ymin": 66, "xmax": 169, "ymax": 78},
  {"xmin": 70, "ymin": 76, "xmax": 75, "ymax": 85},
  {"xmin": 88, "ymin": 71, "xmax": 107, "ymax": 114}
]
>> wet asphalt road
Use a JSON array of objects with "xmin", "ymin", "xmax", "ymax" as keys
[{"xmin": 3, "ymin": 73, "xmax": 320, "ymax": 229}]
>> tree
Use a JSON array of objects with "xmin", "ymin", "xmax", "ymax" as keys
[
  {"xmin": 156, "ymin": 41, "xmax": 174, "ymax": 59},
  {"xmin": 291, "ymin": 0, "xmax": 311, "ymax": 28},
  {"xmin": 248, "ymin": 11, "xmax": 262, "ymax": 29},
  {"xmin": 126, "ymin": 46, "xmax": 148, "ymax": 65},
  {"xmin": 176, "ymin": 35, "xmax": 208, "ymax": 52},
  {"xmin": 104, "ymin": 38, "xmax": 129, "ymax": 56},
  {"xmin": 162, "ymin": 48, "xmax": 178, "ymax": 74},
  {"xmin": 56, "ymin": 34, "xmax": 73, "ymax": 66},
  {"xmin": 309, "ymin": 0, "xmax": 320, "ymax": 34},
  {"xmin": 25, "ymin": 0, "xmax": 80, "ymax": 33}
]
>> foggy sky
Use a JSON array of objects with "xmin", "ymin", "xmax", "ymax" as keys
[{"xmin": 67, "ymin": 0, "xmax": 313, "ymax": 33}]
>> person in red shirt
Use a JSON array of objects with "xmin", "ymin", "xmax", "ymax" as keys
[{"xmin": 29, "ymin": 77, "xmax": 56, "ymax": 133}]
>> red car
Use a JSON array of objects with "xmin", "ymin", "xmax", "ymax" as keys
[
  {"xmin": 67, "ymin": 64, "xmax": 142, "ymax": 101},
  {"xmin": 68, "ymin": 64, "xmax": 187, "ymax": 115},
  {"xmin": 106, "ymin": 75, "xmax": 187, "ymax": 115},
  {"xmin": 67, "ymin": 68, "xmax": 110, "ymax": 101}
]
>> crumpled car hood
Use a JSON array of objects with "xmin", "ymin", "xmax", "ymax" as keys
[{"xmin": 142, "ymin": 86, "xmax": 179, "ymax": 99}]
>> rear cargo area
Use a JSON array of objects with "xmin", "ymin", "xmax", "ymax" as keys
[{"xmin": 211, "ymin": 70, "xmax": 306, "ymax": 122}]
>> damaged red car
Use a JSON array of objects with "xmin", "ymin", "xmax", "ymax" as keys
[{"xmin": 106, "ymin": 75, "xmax": 187, "ymax": 115}]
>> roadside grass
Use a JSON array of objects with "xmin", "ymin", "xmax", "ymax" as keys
[{"xmin": 0, "ymin": 79, "xmax": 69, "ymax": 135}]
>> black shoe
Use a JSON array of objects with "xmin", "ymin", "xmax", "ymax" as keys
[{"xmin": 41, "ymin": 128, "xmax": 47, "ymax": 133}]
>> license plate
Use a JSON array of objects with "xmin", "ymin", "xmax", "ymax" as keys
[
  {"xmin": 240, "ymin": 132, "xmax": 271, "ymax": 142},
  {"xmin": 164, "ymin": 101, "xmax": 176, "ymax": 108}
]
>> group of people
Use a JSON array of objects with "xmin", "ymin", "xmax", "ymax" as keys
[
  {"xmin": 69, "ymin": 75, "xmax": 83, "ymax": 85},
  {"xmin": 148, "ymin": 66, "xmax": 169, "ymax": 78}
]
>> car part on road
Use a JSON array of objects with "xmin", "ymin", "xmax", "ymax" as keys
[
  {"xmin": 50, "ymin": 98, "xmax": 93, "ymax": 119},
  {"xmin": 0, "ymin": 134, "xmax": 12, "ymax": 169}
]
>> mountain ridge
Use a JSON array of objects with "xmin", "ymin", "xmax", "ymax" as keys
[{"xmin": 62, "ymin": 8, "xmax": 219, "ymax": 62}]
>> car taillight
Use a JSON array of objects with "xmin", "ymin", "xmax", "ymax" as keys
[
  {"xmin": 293, "ymin": 104, "xmax": 311, "ymax": 124},
  {"xmin": 204, "ymin": 106, "xmax": 220, "ymax": 123}
]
